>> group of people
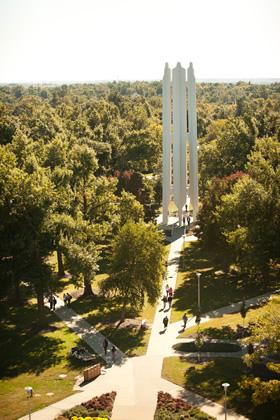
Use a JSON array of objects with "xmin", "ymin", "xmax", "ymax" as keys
[
  {"xmin": 182, "ymin": 215, "xmax": 191, "ymax": 226},
  {"xmin": 161, "ymin": 284, "xmax": 173, "ymax": 310},
  {"xmin": 48, "ymin": 295, "xmax": 57, "ymax": 310},
  {"xmin": 103, "ymin": 338, "xmax": 116, "ymax": 362},
  {"xmin": 63, "ymin": 292, "xmax": 72, "ymax": 306}
]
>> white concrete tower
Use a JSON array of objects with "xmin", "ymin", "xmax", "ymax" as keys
[
  {"xmin": 187, "ymin": 63, "xmax": 199, "ymax": 220},
  {"xmin": 162, "ymin": 63, "xmax": 171, "ymax": 225},
  {"xmin": 162, "ymin": 62, "xmax": 198, "ymax": 226}
]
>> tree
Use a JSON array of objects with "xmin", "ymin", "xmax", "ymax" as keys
[
  {"xmin": 118, "ymin": 190, "xmax": 144, "ymax": 226},
  {"xmin": 61, "ymin": 219, "xmax": 100, "ymax": 296},
  {"xmin": 241, "ymin": 301, "xmax": 280, "ymax": 406},
  {"xmin": 101, "ymin": 221, "xmax": 165, "ymax": 319}
]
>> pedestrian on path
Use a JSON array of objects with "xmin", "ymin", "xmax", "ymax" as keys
[
  {"xmin": 111, "ymin": 345, "xmax": 116, "ymax": 363},
  {"xmin": 168, "ymin": 286, "xmax": 173, "ymax": 296},
  {"xmin": 52, "ymin": 296, "xmax": 57, "ymax": 311},
  {"xmin": 187, "ymin": 215, "xmax": 191, "ymax": 226},
  {"xmin": 103, "ymin": 338, "xmax": 108, "ymax": 355},
  {"xmin": 63, "ymin": 293, "xmax": 68, "ymax": 306},
  {"xmin": 163, "ymin": 316, "xmax": 168, "ymax": 330},
  {"xmin": 165, "ymin": 284, "xmax": 169, "ymax": 297},
  {"xmin": 66, "ymin": 292, "xmax": 72, "ymax": 305},
  {"xmin": 182, "ymin": 313, "xmax": 188, "ymax": 330},
  {"xmin": 167, "ymin": 293, "xmax": 173, "ymax": 309},
  {"xmin": 161, "ymin": 295, "xmax": 167, "ymax": 310},
  {"xmin": 48, "ymin": 295, "xmax": 53, "ymax": 310}
]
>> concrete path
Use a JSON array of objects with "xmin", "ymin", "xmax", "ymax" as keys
[
  {"xmin": 52, "ymin": 297, "xmax": 126, "ymax": 365},
  {"xmin": 19, "ymin": 231, "xmax": 258, "ymax": 420}
]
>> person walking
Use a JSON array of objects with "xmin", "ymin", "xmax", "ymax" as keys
[
  {"xmin": 163, "ymin": 316, "xmax": 169, "ymax": 330},
  {"xmin": 182, "ymin": 313, "xmax": 188, "ymax": 330},
  {"xmin": 111, "ymin": 345, "xmax": 116, "ymax": 363},
  {"xmin": 66, "ymin": 292, "xmax": 72, "ymax": 305},
  {"xmin": 162, "ymin": 295, "xmax": 167, "ymax": 310},
  {"xmin": 168, "ymin": 286, "xmax": 173, "ymax": 296},
  {"xmin": 167, "ymin": 293, "xmax": 173, "ymax": 309},
  {"xmin": 63, "ymin": 293, "xmax": 68, "ymax": 306},
  {"xmin": 187, "ymin": 215, "xmax": 191, "ymax": 226},
  {"xmin": 103, "ymin": 338, "xmax": 108, "ymax": 355},
  {"xmin": 165, "ymin": 284, "xmax": 169, "ymax": 297},
  {"xmin": 48, "ymin": 295, "xmax": 53, "ymax": 310},
  {"xmin": 52, "ymin": 296, "xmax": 57, "ymax": 311}
]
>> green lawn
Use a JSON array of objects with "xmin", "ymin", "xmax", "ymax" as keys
[
  {"xmin": 179, "ymin": 295, "xmax": 280, "ymax": 339},
  {"xmin": 0, "ymin": 304, "xmax": 98, "ymax": 420},
  {"xmin": 171, "ymin": 240, "xmax": 278, "ymax": 322},
  {"xmin": 162, "ymin": 356, "xmax": 279, "ymax": 419}
]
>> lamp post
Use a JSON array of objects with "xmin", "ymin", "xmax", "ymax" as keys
[
  {"xmin": 24, "ymin": 386, "xmax": 33, "ymax": 420},
  {"xmin": 196, "ymin": 272, "xmax": 201, "ymax": 313},
  {"xmin": 222, "ymin": 383, "xmax": 230, "ymax": 420}
]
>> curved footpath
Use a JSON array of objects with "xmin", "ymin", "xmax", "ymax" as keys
[{"xmin": 18, "ymin": 232, "xmax": 274, "ymax": 420}]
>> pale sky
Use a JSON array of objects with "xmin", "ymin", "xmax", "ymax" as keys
[{"xmin": 0, "ymin": 0, "xmax": 279, "ymax": 83}]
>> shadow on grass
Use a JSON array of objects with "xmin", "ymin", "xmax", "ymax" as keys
[
  {"xmin": 181, "ymin": 356, "xmax": 280, "ymax": 419},
  {"xmin": 71, "ymin": 295, "xmax": 147, "ymax": 355},
  {"xmin": 0, "ymin": 304, "xmax": 64, "ymax": 378},
  {"xmin": 173, "ymin": 241, "xmax": 278, "ymax": 314}
]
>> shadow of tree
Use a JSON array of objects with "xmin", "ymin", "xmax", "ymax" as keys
[
  {"xmin": 71, "ymin": 295, "xmax": 147, "ymax": 355},
  {"xmin": 173, "ymin": 241, "xmax": 278, "ymax": 315},
  {"xmin": 182, "ymin": 357, "xmax": 247, "ymax": 411},
  {"xmin": 0, "ymin": 304, "xmax": 64, "ymax": 378}
]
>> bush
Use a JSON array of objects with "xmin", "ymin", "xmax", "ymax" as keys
[
  {"xmin": 58, "ymin": 391, "xmax": 117, "ymax": 419},
  {"xmin": 154, "ymin": 392, "xmax": 215, "ymax": 419},
  {"xmin": 154, "ymin": 407, "xmax": 216, "ymax": 419},
  {"xmin": 61, "ymin": 405, "xmax": 89, "ymax": 419}
]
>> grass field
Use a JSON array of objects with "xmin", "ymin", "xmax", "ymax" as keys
[
  {"xmin": 161, "ymin": 356, "xmax": 278, "ymax": 419},
  {"xmin": 0, "ymin": 304, "xmax": 96, "ymax": 420},
  {"xmin": 171, "ymin": 240, "xmax": 278, "ymax": 323},
  {"xmin": 179, "ymin": 294, "xmax": 280, "ymax": 339}
]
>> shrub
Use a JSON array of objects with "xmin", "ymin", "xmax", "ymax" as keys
[
  {"xmin": 58, "ymin": 391, "xmax": 117, "ymax": 419},
  {"xmin": 154, "ymin": 392, "xmax": 215, "ymax": 419}
]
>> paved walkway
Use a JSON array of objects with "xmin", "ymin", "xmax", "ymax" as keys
[
  {"xmin": 52, "ymin": 298, "xmax": 126, "ymax": 365},
  {"xmin": 18, "ymin": 230, "xmax": 268, "ymax": 420}
]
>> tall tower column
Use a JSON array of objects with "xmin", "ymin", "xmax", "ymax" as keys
[
  {"xmin": 172, "ymin": 63, "xmax": 187, "ymax": 225},
  {"xmin": 187, "ymin": 63, "xmax": 198, "ymax": 221},
  {"xmin": 162, "ymin": 63, "xmax": 171, "ymax": 225}
]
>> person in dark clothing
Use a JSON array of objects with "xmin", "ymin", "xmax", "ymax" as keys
[
  {"xmin": 48, "ymin": 295, "xmax": 53, "ymax": 310},
  {"xmin": 187, "ymin": 216, "xmax": 191, "ymax": 226},
  {"xmin": 111, "ymin": 345, "xmax": 116, "ymax": 362},
  {"xmin": 163, "ymin": 316, "xmax": 169, "ymax": 329},
  {"xmin": 103, "ymin": 338, "xmax": 109, "ymax": 355},
  {"xmin": 167, "ymin": 294, "xmax": 173, "ymax": 309},
  {"xmin": 66, "ymin": 292, "xmax": 72, "ymax": 305},
  {"xmin": 52, "ymin": 296, "xmax": 57, "ymax": 310},
  {"xmin": 183, "ymin": 313, "xmax": 188, "ymax": 329},
  {"xmin": 162, "ymin": 295, "xmax": 167, "ymax": 310}
]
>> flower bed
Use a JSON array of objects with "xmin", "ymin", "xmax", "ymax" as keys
[
  {"xmin": 56, "ymin": 391, "xmax": 117, "ymax": 420},
  {"xmin": 154, "ymin": 391, "xmax": 216, "ymax": 420}
]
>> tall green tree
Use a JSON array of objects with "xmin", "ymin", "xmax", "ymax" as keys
[{"xmin": 101, "ymin": 221, "xmax": 165, "ymax": 319}]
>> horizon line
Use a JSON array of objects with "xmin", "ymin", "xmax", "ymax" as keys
[{"xmin": 1, "ymin": 78, "xmax": 280, "ymax": 86}]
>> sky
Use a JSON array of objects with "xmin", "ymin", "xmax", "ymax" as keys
[{"xmin": 0, "ymin": 0, "xmax": 279, "ymax": 83}]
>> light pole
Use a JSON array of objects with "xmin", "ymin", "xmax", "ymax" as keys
[
  {"xmin": 24, "ymin": 386, "xmax": 33, "ymax": 420},
  {"xmin": 196, "ymin": 272, "xmax": 201, "ymax": 313},
  {"xmin": 222, "ymin": 382, "xmax": 230, "ymax": 420}
]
